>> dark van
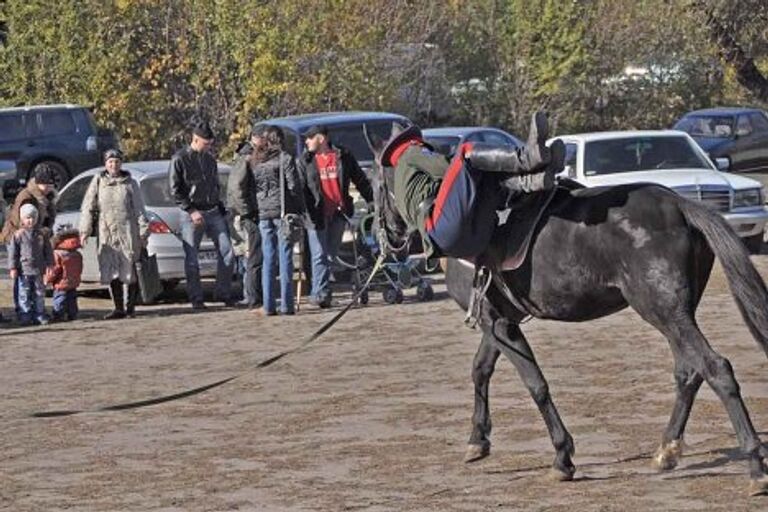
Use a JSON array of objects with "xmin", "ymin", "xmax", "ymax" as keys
[
  {"xmin": 253, "ymin": 111, "xmax": 411, "ymax": 173},
  {"xmin": 0, "ymin": 104, "xmax": 117, "ymax": 197}
]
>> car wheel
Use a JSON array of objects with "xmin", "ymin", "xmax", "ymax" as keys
[
  {"xmin": 744, "ymin": 234, "xmax": 763, "ymax": 254},
  {"xmin": 32, "ymin": 160, "xmax": 69, "ymax": 190}
]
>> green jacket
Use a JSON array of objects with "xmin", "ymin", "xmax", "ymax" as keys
[{"xmin": 393, "ymin": 145, "xmax": 451, "ymax": 258}]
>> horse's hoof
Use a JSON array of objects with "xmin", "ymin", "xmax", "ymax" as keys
[
  {"xmin": 749, "ymin": 476, "xmax": 768, "ymax": 496},
  {"xmin": 464, "ymin": 443, "xmax": 490, "ymax": 463},
  {"xmin": 547, "ymin": 466, "xmax": 575, "ymax": 482},
  {"xmin": 652, "ymin": 439, "xmax": 684, "ymax": 471}
]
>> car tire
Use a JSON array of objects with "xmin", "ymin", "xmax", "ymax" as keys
[
  {"xmin": 744, "ymin": 234, "xmax": 763, "ymax": 255},
  {"xmin": 31, "ymin": 160, "xmax": 69, "ymax": 190}
]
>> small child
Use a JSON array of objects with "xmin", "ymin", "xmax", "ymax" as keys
[
  {"xmin": 46, "ymin": 227, "xmax": 83, "ymax": 321},
  {"xmin": 8, "ymin": 204, "xmax": 53, "ymax": 325}
]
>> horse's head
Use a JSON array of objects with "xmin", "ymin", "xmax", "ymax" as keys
[{"xmin": 363, "ymin": 122, "xmax": 411, "ymax": 256}]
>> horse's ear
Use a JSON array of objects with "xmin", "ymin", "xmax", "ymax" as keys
[{"xmin": 363, "ymin": 124, "xmax": 385, "ymax": 159}]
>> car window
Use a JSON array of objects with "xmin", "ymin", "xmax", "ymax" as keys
[
  {"xmin": 565, "ymin": 143, "xmax": 578, "ymax": 166},
  {"xmin": 281, "ymin": 128, "xmax": 299, "ymax": 157},
  {"xmin": 482, "ymin": 131, "xmax": 517, "ymax": 146},
  {"xmin": 0, "ymin": 113, "xmax": 26, "ymax": 142},
  {"xmin": 322, "ymin": 122, "xmax": 394, "ymax": 163},
  {"xmin": 736, "ymin": 115, "xmax": 753, "ymax": 136},
  {"xmin": 57, "ymin": 175, "xmax": 93, "ymax": 212},
  {"xmin": 674, "ymin": 115, "xmax": 734, "ymax": 138},
  {"xmin": 140, "ymin": 172, "xmax": 229, "ymax": 207},
  {"xmin": 423, "ymin": 135, "xmax": 460, "ymax": 157},
  {"xmin": 748, "ymin": 112, "xmax": 768, "ymax": 133},
  {"xmin": 39, "ymin": 111, "xmax": 77, "ymax": 136},
  {"xmin": 464, "ymin": 132, "xmax": 485, "ymax": 144},
  {"xmin": 584, "ymin": 137, "xmax": 710, "ymax": 175}
]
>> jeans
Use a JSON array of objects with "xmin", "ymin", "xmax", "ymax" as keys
[
  {"xmin": 259, "ymin": 218, "xmax": 294, "ymax": 314},
  {"xmin": 17, "ymin": 275, "xmax": 47, "ymax": 324},
  {"xmin": 307, "ymin": 213, "xmax": 347, "ymax": 301},
  {"xmin": 52, "ymin": 289, "xmax": 78, "ymax": 320},
  {"xmin": 180, "ymin": 208, "xmax": 235, "ymax": 304},
  {"xmin": 241, "ymin": 218, "xmax": 263, "ymax": 306}
]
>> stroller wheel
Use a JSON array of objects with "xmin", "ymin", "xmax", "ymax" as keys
[
  {"xmin": 383, "ymin": 287, "xmax": 402, "ymax": 304},
  {"xmin": 416, "ymin": 282, "xmax": 434, "ymax": 301},
  {"xmin": 358, "ymin": 290, "xmax": 369, "ymax": 305}
]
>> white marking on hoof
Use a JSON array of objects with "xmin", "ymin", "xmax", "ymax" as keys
[
  {"xmin": 652, "ymin": 439, "xmax": 685, "ymax": 471},
  {"xmin": 547, "ymin": 467, "xmax": 574, "ymax": 482},
  {"xmin": 749, "ymin": 476, "xmax": 768, "ymax": 496},
  {"xmin": 464, "ymin": 443, "xmax": 490, "ymax": 463}
]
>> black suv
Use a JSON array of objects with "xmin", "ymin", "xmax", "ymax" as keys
[{"xmin": 0, "ymin": 104, "xmax": 117, "ymax": 197}]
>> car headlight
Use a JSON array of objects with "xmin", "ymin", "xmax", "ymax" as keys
[{"xmin": 732, "ymin": 188, "xmax": 763, "ymax": 208}]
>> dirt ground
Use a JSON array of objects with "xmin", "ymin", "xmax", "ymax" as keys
[{"xmin": 3, "ymin": 257, "xmax": 768, "ymax": 512}]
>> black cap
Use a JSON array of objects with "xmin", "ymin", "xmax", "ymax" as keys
[
  {"xmin": 191, "ymin": 119, "xmax": 215, "ymax": 140},
  {"xmin": 103, "ymin": 148, "xmax": 123, "ymax": 161},
  {"xmin": 304, "ymin": 125, "xmax": 328, "ymax": 139}
]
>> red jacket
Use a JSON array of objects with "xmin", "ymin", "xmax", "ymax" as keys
[{"xmin": 47, "ymin": 233, "xmax": 83, "ymax": 291}]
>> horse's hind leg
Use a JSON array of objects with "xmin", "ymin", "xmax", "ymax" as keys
[
  {"xmin": 653, "ymin": 360, "xmax": 703, "ymax": 470},
  {"xmin": 487, "ymin": 317, "xmax": 576, "ymax": 481},
  {"xmin": 465, "ymin": 331, "xmax": 500, "ymax": 463},
  {"xmin": 651, "ymin": 314, "xmax": 768, "ymax": 494}
]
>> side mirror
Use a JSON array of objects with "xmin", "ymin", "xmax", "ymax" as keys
[{"xmin": 714, "ymin": 157, "xmax": 730, "ymax": 171}]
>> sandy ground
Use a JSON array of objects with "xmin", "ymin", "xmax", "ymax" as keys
[{"xmin": 3, "ymin": 256, "xmax": 768, "ymax": 512}]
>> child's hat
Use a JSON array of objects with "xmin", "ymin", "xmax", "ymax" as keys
[{"xmin": 19, "ymin": 203, "xmax": 39, "ymax": 220}]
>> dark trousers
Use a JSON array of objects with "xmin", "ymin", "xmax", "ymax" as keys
[
  {"xmin": 425, "ymin": 144, "xmax": 497, "ymax": 259},
  {"xmin": 52, "ymin": 289, "xmax": 78, "ymax": 320},
  {"xmin": 241, "ymin": 218, "xmax": 263, "ymax": 306}
]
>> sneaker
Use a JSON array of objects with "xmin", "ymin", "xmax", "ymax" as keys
[
  {"xmin": 37, "ymin": 317, "xmax": 50, "ymax": 326},
  {"xmin": 191, "ymin": 302, "xmax": 207, "ymax": 310}
]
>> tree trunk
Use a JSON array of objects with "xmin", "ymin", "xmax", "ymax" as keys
[{"xmin": 695, "ymin": 2, "xmax": 768, "ymax": 102}]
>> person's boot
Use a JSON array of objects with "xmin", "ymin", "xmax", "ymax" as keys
[
  {"xmin": 464, "ymin": 111, "xmax": 552, "ymax": 175},
  {"xmin": 104, "ymin": 280, "xmax": 126, "ymax": 320},
  {"xmin": 125, "ymin": 283, "xmax": 139, "ymax": 318}
]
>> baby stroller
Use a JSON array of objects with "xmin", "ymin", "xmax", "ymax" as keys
[{"xmin": 341, "ymin": 212, "xmax": 435, "ymax": 305}]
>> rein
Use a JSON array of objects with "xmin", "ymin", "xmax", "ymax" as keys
[{"xmin": 30, "ymin": 255, "xmax": 387, "ymax": 418}]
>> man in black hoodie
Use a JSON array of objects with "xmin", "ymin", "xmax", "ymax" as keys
[{"xmin": 299, "ymin": 125, "xmax": 373, "ymax": 308}]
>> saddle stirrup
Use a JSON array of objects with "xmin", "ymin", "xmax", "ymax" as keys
[{"xmin": 464, "ymin": 265, "xmax": 493, "ymax": 328}]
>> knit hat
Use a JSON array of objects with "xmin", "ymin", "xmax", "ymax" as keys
[{"xmin": 20, "ymin": 203, "xmax": 39, "ymax": 221}]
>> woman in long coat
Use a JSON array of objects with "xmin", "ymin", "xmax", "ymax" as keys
[{"xmin": 79, "ymin": 149, "xmax": 149, "ymax": 319}]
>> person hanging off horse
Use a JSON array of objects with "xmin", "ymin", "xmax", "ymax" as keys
[{"xmin": 377, "ymin": 112, "xmax": 566, "ymax": 261}]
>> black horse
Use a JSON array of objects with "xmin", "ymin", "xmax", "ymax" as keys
[{"xmin": 365, "ymin": 130, "xmax": 768, "ymax": 496}]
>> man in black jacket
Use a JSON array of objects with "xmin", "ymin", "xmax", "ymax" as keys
[
  {"xmin": 169, "ymin": 119, "xmax": 235, "ymax": 309},
  {"xmin": 226, "ymin": 125, "xmax": 265, "ymax": 308},
  {"xmin": 299, "ymin": 125, "xmax": 373, "ymax": 307}
]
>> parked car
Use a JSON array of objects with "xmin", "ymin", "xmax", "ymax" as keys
[
  {"xmin": 0, "ymin": 104, "xmax": 118, "ymax": 197},
  {"xmin": 422, "ymin": 126, "xmax": 522, "ymax": 157},
  {"xmin": 673, "ymin": 107, "xmax": 768, "ymax": 173},
  {"xmin": 53, "ymin": 160, "xmax": 231, "ymax": 291},
  {"xmin": 253, "ymin": 111, "xmax": 411, "ymax": 173},
  {"xmin": 552, "ymin": 130, "xmax": 768, "ymax": 252}
]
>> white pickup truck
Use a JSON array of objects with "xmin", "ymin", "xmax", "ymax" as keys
[{"xmin": 551, "ymin": 130, "xmax": 768, "ymax": 252}]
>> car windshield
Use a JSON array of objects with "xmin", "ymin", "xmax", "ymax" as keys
[
  {"xmin": 583, "ymin": 136, "xmax": 712, "ymax": 175},
  {"xmin": 423, "ymin": 135, "xmax": 461, "ymax": 156},
  {"xmin": 140, "ymin": 173, "xmax": 229, "ymax": 207},
  {"xmin": 674, "ymin": 115, "xmax": 735, "ymax": 139}
]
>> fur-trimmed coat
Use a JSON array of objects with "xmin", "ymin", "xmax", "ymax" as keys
[
  {"xmin": 0, "ymin": 178, "xmax": 57, "ymax": 243},
  {"xmin": 79, "ymin": 170, "xmax": 149, "ymax": 284}
]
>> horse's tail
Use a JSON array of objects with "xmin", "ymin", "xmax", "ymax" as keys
[{"xmin": 677, "ymin": 197, "xmax": 768, "ymax": 354}]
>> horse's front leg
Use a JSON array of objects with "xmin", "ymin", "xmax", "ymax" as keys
[
  {"xmin": 465, "ymin": 331, "xmax": 500, "ymax": 463},
  {"xmin": 491, "ymin": 318, "xmax": 576, "ymax": 481}
]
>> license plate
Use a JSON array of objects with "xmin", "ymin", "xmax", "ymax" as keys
[{"xmin": 198, "ymin": 250, "xmax": 218, "ymax": 263}]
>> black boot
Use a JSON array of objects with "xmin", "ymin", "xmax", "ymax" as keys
[
  {"xmin": 104, "ymin": 279, "xmax": 126, "ymax": 320},
  {"xmin": 465, "ymin": 111, "xmax": 552, "ymax": 174},
  {"xmin": 125, "ymin": 283, "xmax": 139, "ymax": 317}
]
